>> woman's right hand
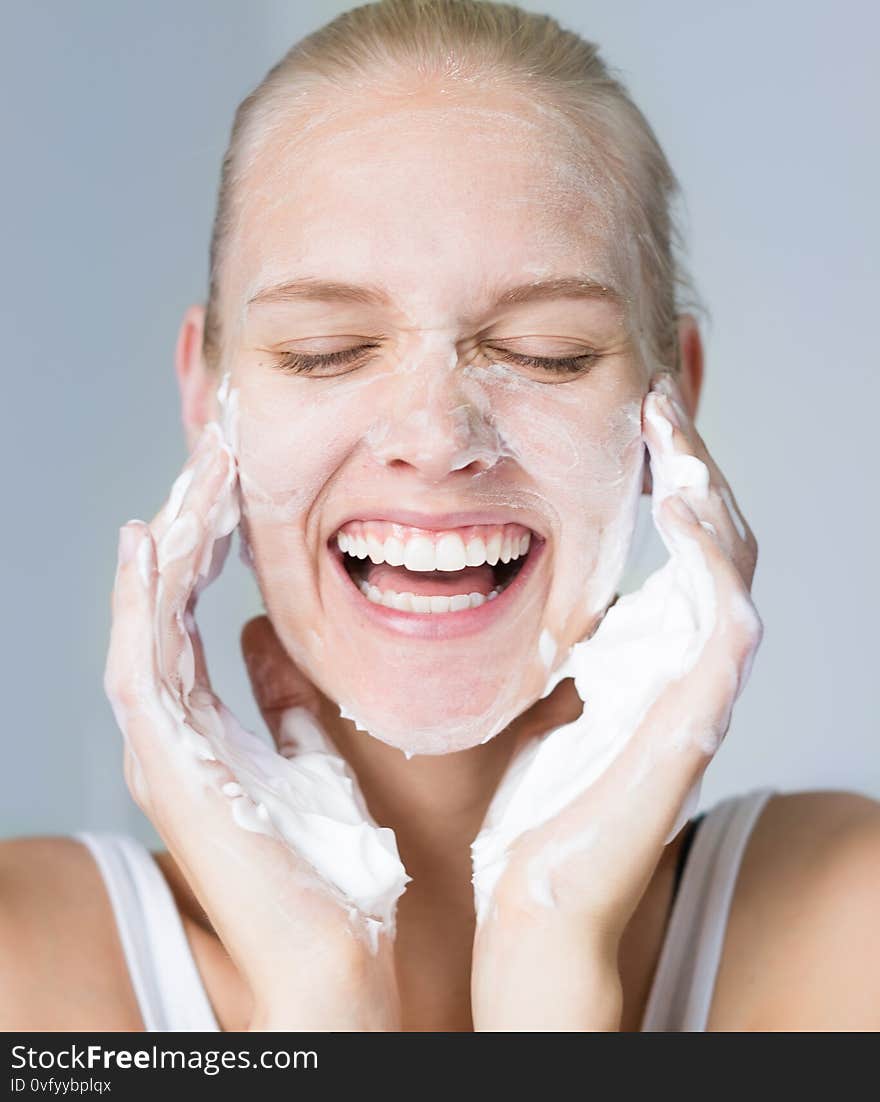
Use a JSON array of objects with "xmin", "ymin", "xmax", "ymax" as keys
[{"xmin": 103, "ymin": 423, "xmax": 409, "ymax": 1031}]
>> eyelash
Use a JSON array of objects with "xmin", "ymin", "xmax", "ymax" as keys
[{"xmin": 272, "ymin": 343, "xmax": 599, "ymax": 376}]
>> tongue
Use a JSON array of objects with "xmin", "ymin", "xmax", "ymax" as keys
[{"xmin": 365, "ymin": 562, "xmax": 496, "ymax": 596}]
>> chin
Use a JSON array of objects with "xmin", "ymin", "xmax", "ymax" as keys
[{"xmin": 331, "ymin": 659, "xmax": 550, "ymax": 758}]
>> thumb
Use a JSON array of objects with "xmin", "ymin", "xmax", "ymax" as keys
[{"xmin": 241, "ymin": 615, "xmax": 324, "ymax": 748}]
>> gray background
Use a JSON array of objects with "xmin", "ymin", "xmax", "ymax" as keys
[{"xmin": 2, "ymin": 1, "xmax": 876, "ymax": 847}]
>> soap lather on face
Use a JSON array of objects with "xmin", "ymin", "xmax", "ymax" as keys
[{"xmin": 209, "ymin": 87, "xmax": 656, "ymax": 757}]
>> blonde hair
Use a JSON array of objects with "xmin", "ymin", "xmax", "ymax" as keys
[{"xmin": 203, "ymin": 0, "xmax": 705, "ymax": 373}]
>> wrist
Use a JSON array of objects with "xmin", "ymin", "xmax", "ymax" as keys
[
  {"xmin": 249, "ymin": 940, "xmax": 402, "ymax": 1032},
  {"xmin": 249, "ymin": 992, "xmax": 401, "ymax": 1032},
  {"xmin": 472, "ymin": 907, "xmax": 622, "ymax": 1032}
]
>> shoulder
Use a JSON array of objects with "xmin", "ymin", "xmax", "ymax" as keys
[
  {"xmin": 0, "ymin": 834, "xmax": 144, "ymax": 1029},
  {"xmin": 712, "ymin": 789, "xmax": 880, "ymax": 1031}
]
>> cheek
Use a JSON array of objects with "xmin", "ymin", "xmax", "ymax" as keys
[
  {"xmin": 561, "ymin": 421, "xmax": 645, "ymax": 598},
  {"xmin": 459, "ymin": 360, "xmax": 642, "ymax": 483},
  {"xmin": 231, "ymin": 374, "xmax": 370, "ymax": 624},
  {"xmin": 233, "ymin": 372, "xmax": 383, "ymax": 523},
  {"xmin": 465, "ymin": 366, "xmax": 644, "ymax": 524},
  {"xmin": 554, "ymin": 421, "xmax": 645, "ymax": 644},
  {"xmin": 469, "ymin": 372, "xmax": 645, "ymax": 638}
]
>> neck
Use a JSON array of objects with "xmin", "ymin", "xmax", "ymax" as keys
[
  {"xmin": 312, "ymin": 700, "xmax": 531, "ymax": 1031},
  {"xmin": 315, "ymin": 693, "xmax": 521, "ymax": 873}
]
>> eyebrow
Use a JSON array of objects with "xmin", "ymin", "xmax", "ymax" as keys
[{"xmin": 246, "ymin": 274, "xmax": 622, "ymax": 311}]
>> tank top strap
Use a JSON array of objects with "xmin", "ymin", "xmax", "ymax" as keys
[
  {"xmin": 74, "ymin": 831, "xmax": 220, "ymax": 1032},
  {"xmin": 640, "ymin": 787, "xmax": 776, "ymax": 1032}
]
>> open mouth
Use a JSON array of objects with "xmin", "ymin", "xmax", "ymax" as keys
[{"xmin": 329, "ymin": 519, "xmax": 541, "ymax": 615}]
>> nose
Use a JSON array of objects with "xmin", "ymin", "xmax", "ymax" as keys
[{"xmin": 365, "ymin": 341, "xmax": 505, "ymax": 483}]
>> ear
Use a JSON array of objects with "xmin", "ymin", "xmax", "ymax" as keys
[
  {"xmin": 174, "ymin": 304, "xmax": 219, "ymax": 452},
  {"xmin": 675, "ymin": 313, "xmax": 704, "ymax": 419}
]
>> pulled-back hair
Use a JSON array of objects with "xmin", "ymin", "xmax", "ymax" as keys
[{"xmin": 203, "ymin": 0, "xmax": 705, "ymax": 373}]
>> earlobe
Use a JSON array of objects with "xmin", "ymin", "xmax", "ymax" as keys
[{"xmin": 174, "ymin": 304, "xmax": 217, "ymax": 451}]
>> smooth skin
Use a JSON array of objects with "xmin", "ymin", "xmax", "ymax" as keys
[
  {"xmin": 2, "ymin": 75, "xmax": 879, "ymax": 1029},
  {"xmin": 2, "ymin": 342, "xmax": 878, "ymax": 1031}
]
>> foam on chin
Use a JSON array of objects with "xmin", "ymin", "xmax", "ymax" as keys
[
  {"xmin": 193, "ymin": 369, "xmax": 649, "ymax": 932},
  {"xmin": 219, "ymin": 355, "xmax": 647, "ymax": 757}
]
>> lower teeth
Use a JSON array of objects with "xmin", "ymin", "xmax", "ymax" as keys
[{"xmin": 357, "ymin": 581, "xmax": 502, "ymax": 612}]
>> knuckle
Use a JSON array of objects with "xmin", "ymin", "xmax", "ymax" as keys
[
  {"xmin": 705, "ymin": 485, "xmax": 724, "ymax": 512},
  {"xmin": 734, "ymin": 607, "xmax": 764, "ymax": 659},
  {"xmin": 102, "ymin": 663, "xmax": 130, "ymax": 709},
  {"xmin": 124, "ymin": 771, "xmax": 148, "ymax": 812},
  {"xmin": 124, "ymin": 748, "xmax": 151, "ymax": 811},
  {"xmin": 722, "ymin": 588, "xmax": 763, "ymax": 656},
  {"xmin": 104, "ymin": 660, "xmax": 151, "ymax": 721}
]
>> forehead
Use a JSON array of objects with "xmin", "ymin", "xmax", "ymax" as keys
[{"xmin": 230, "ymin": 87, "xmax": 625, "ymax": 319}]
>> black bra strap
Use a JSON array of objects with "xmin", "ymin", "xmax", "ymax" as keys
[{"xmin": 672, "ymin": 811, "xmax": 706, "ymax": 902}]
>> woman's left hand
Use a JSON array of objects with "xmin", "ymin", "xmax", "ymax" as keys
[{"xmin": 470, "ymin": 372, "xmax": 762, "ymax": 1031}]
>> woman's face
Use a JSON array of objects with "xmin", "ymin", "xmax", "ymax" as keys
[{"xmin": 213, "ymin": 85, "xmax": 648, "ymax": 755}]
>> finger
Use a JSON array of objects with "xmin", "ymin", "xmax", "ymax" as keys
[
  {"xmin": 104, "ymin": 520, "xmax": 163, "ymax": 731},
  {"xmin": 596, "ymin": 494, "xmax": 761, "ymax": 828},
  {"xmin": 650, "ymin": 374, "xmax": 758, "ymax": 565},
  {"xmin": 107, "ymin": 525, "xmax": 292, "ymax": 866},
  {"xmin": 643, "ymin": 391, "xmax": 756, "ymax": 585},
  {"xmin": 184, "ymin": 445, "xmax": 242, "ymax": 698},
  {"xmin": 150, "ymin": 424, "xmax": 222, "ymax": 545},
  {"xmin": 183, "ymin": 600, "xmax": 212, "ymax": 700},
  {"xmin": 150, "ymin": 431, "xmax": 237, "ymax": 701},
  {"xmin": 140, "ymin": 422, "xmax": 235, "ymax": 703},
  {"xmin": 105, "ymin": 521, "xmax": 214, "ymax": 807},
  {"xmin": 651, "ymin": 374, "xmax": 722, "ymax": 483},
  {"xmin": 519, "ymin": 495, "xmax": 761, "ymax": 897},
  {"xmin": 241, "ymin": 615, "xmax": 326, "ymax": 752},
  {"xmin": 105, "ymin": 523, "xmax": 350, "ymax": 975},
  {"xmin": 123, "ymin": 742, "xmax": 150, "ymax": 812},
  {"xmin": 657, "ymin": 493, "xmax": 760, "ymax": 644}
]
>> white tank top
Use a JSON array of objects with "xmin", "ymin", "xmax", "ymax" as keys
[{"xmin": 73, "ymin": 787, "xmax": 774, "ymax": 1032}]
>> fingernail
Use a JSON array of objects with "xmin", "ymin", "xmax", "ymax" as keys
[
  {"xmin": 660, "ymin": 394, "xmax": 681, "ymax": 429},
  {"xmin": 657, "ymin": 371, "xmax": 679, "ymax": 393},
  {"xmin": 117, "ymin": 523, "xmax": 141, "ymax": 566},
  {"xmin": 656, "ymin": 374, "xmax": 690, "ymax": 423},
  {"xmin": 652, "ymin": 372, "xmax": 674, "ymax": 396}
]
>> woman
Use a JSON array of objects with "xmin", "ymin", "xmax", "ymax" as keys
[{"xmin": 2, "ymin": 0, "xmax": 878, "ymax": 1032}]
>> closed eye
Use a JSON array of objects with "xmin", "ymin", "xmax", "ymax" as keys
[
  {"xmin": 484, "ymin": 345, "xmax": 599, "ymax": 375},
  {"xmin": 270, "ymin": 343, "xmax": 600, "ymax": 378},
  {"xmin": 274, "ymin": 344, "xmax": 380, "ymax": 375}
]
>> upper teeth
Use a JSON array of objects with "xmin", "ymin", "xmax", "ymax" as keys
[{"xmin": 334, "ymin": 522, "xmax": 532, "ymax": 572}]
